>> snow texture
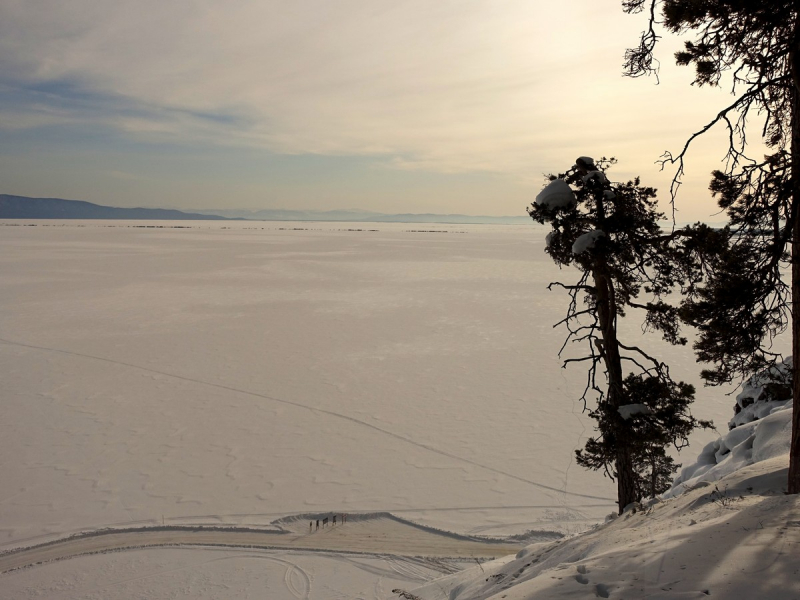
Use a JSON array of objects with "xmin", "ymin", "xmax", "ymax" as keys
[
  {"xmin": 1, "ymin": 220, "xmax": 787, "ymax": 600},
  {"xmin": 534, "ymin": 179, "xmax": 576, "ymax": 209},
  {"xmin": 1, "ymin": 221, "xmax": 639, "ymax": 548},
  {"xmin": 571, "ymin": 229, "xmax": 605, "ymax": 254}
]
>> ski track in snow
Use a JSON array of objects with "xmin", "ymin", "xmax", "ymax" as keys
[
  {"xmin": 55, "ymin": 552, "xmax": 314, "ymax": 600},
  {"xmin": 0, "ymin": 336, "xmax": 615, "ymax": 503}
]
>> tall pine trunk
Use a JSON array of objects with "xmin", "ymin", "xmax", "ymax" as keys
[
  {"xmin": 789, "ymin": 9, "xmax": 800, "ymax": 494},
  {"xmin": 594, "ymin": 269, "xmax": 638, "ymax": 512}
]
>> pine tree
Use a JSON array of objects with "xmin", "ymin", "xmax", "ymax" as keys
[
  {"xmin": 529, "ymin": 157, "xmax": 711, "ymax": 511},
  {"xmin": 623, "ymin": 0, "xmax": 800, "ymax": 492}
]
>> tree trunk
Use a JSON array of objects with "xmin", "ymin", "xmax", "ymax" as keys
[
  {"xmin": 594, "ymin": 269, "xmax": 638, "ymax": 511},
  {"xmin": 788, "ymin": 9, "xmax": 800, "ymax": 494}
]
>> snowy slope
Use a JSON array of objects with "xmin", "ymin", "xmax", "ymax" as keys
[{"xmin": 407, "ymin": 402, "xmax": 799, "ymax": 599}]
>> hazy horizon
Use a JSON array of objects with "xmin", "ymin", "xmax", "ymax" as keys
[{"xmin": 0, "ymin": 1, "xmax": 752, "ymax": 221}]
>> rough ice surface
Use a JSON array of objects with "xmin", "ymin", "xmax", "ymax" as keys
[
  {"xmin": 617, "ymin": 403, "xmax": 651, "ymax": 420},
  {"xmin": 572, "ymin": 229, "xmax": 605, "ymax": 254},
  {"xmin": 535, "ymin": 179, "xmax": 576, "ymax": 209}
]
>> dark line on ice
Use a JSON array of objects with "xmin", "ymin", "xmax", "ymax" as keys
[{"xmin": 0, "ymin": 337, "xmax": 615, "ymax": 503}]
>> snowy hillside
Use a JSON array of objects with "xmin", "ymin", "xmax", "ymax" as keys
[{"xmin": 406, "ymin": 379, "xmax": 799, "ymax": 599}]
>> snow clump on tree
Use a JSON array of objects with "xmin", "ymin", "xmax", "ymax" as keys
[
  {"xmin": 571, "ymin": 230, "xmax": 605, "ymax": 255},
  {"xmin": 534, "ymin": 179, "xmax": 576, "ymax": 209}
]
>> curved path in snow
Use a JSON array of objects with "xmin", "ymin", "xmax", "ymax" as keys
[{"xmin": 0, "ymin": 514, "xmax": 524, "ymax": 573}]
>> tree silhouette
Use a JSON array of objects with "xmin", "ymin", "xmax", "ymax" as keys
[
  {"xmin": 624, "ymin": 0, "xmax": 800, "ymax": 493},
  {"xmin": 529, "ymin": 157, "xmax": 711, "ymax": 511}
]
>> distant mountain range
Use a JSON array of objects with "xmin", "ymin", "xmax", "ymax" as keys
[
  {"xmin": 0, "ymin": 195, "xmax": 233, "ymax": 220},
  {"xmin": 0, "ymin": 194, "xmax": 530, "ymax": 224},
  {"xmin": 187, "ymin": 207, "xmax": 530, "ymax": 224}
]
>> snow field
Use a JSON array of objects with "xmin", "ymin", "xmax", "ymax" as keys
[{"xmin": 0, "ymin": 220, "xmax": 769, "ymax": 598}]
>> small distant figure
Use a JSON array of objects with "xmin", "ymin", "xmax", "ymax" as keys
[
  {"xmin": 309, "ymin": 521, "xmax": 313, "ymax": 532},
  {"xmin": 316, "ymin": 519, "xmax": 319, "ymax": 530},
  {"xmin": 333, "ymin": 515, "xmax": 337, "ymax": 525},
  {"xmin": 343, "ymin": 513, "xmax": 347, "ymax": 524},
  {"xmin": 323, "ymin": 517, "xmax": 329, "ymax": 527}
]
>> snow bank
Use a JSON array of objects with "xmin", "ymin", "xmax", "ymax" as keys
[
  {"xmin": 663, "ymin": 402, "xmax": 792, "ymax": 499},
  {"xmin": 534, "ymin": 179, "xmax": 576, "ymax": 209},
  {"xmin": 664, "ymin": 357, "xmax": 792, "ymax": 499},
  {"xmin": 409, "ymin": 382, "xmax": 798, "ymax": 600},
  {"xmin": 571, "ymin": 230, "xmax": 605, "ymax": 254},
  {"xmin": 730, "ymin": 356, "xmax": 792, "ymax": 428},
  {"xmin": 411, "ymin": 451, "xmax": 799, "ymax": 600}
]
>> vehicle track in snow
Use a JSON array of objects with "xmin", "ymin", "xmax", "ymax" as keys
[
  {"xmin": 0, "ymin": 515, "xmax": 522, "ymax": 574},
  {"xmin": 0, "ymin": 336, "xmax": 615, "ymax": 503}
]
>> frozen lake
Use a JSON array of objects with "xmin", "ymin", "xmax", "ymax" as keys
[{"xmin": 0, "ymin": 220, "xmax": 742, "ymax": 547}]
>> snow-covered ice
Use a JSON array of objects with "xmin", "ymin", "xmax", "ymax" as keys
[{"xmin": 0, "ymin": 219, "xmax": 774, "ymax": 598}]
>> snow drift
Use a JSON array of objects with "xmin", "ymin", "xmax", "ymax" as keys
[{"xmin": 406, "ymin": 361, "xmax": 799, "ymax": 600}]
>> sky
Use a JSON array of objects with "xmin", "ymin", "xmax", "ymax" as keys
[{"xmin": 0, "ymin": 0, "xmax": 749, "ymax": 219}]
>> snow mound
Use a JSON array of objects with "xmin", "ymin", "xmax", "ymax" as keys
[
  {"xmin": 409, "ymin": 423, "xmax": 798, "ymax": 600},
  {"xmin": 535, "ymin": 179, "xmax": 576, "ymax": 209},
  {"xmin": 730, "ymin": 356, "xmax": 792, "ymax": 429},
  {"xmin": 663, "ymin": 402, "xmax": 792, "ymax": 499},
  {"xmin": 407, "ymin": 366, "xmax": 799, "ymax": 600},
  {"xmin": 572, "ymin": 230, "xmax": 605, "ymax": 255}
]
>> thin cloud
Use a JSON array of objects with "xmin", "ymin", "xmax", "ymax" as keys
[{"xmin": 0, "ymin": 0, "xmax": 742, "ymax": 216}]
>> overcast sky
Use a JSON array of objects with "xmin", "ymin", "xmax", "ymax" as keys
[{"xmin": 0, "ymin": 1, "xmax": 745, "ymax": 219}]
